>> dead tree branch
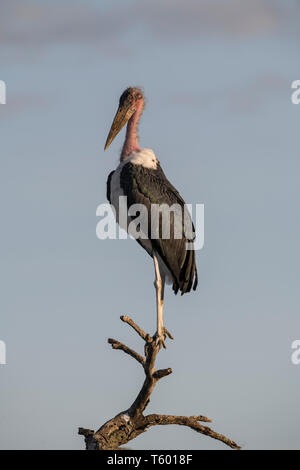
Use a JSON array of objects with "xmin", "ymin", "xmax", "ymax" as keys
[{"xmin": 79, "ymin": 315, "xmax": 240, "ymax": 450}]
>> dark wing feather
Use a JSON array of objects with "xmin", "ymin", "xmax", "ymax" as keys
[
  {"xmin": 106, "ymin": 170, "xmax": 115, "ymax": 203},
  {"xmin": 120, "ymin": 161, "xmax": 198, "ymax": 295}
]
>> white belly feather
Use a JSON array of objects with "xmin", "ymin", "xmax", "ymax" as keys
[
  {"xmin": 110, "ymin": 148, "xmax": 158, "ymax": 225},
  {"xmin": 109, "ymin": 148, "xmax": 172, "ymax": 284}
]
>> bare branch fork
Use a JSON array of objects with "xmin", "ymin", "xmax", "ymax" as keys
[{"xmin": 78, "ymin": 315, "xmax": 240, "ymax": 450}]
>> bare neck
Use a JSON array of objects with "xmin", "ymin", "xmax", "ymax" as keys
[{"xmin": 121, "ymin": 101, "xmax": 144, "ymax": 161}]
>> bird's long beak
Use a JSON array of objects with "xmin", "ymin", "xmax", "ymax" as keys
[{"xmin": 104, "ymin": 103, "xmax": 135, "ymax": 151}]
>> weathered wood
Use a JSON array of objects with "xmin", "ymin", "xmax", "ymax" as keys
[{"xmin": 78, "ymin": 315, "xmax": 240, "ymax": 450}]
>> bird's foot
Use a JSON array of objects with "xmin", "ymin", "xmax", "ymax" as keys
[{"xmin": 154, "ymin": 327, "xmax": 174, "ymax": 350}]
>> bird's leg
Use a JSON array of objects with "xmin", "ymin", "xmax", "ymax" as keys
[
  {"xmin": 161, "ymin": 274, "xmax": 165, "ymax": 331},
  {"xmin": 160, "ymin": 276, "xmax": 174, "ymax": 343},
  {"xmin": 153, "ymin": 253, "xmax": 163, "ymax": 348},
  {"xmin": 153, "ymin": 253, "xmax": 173, "ymax": 349}
]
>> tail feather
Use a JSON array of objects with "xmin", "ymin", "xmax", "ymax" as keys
[{"xmin": 172, "ymin": 245, "xmax": 198, "ymax": 295}]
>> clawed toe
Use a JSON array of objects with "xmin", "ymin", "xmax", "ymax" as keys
[
  {"xmin": 163, "ymin": 327, "xmax": 174, "ymax": 340},
  {"xmin": 155, "ymin": 333, "xmax": 166, "ymax": 349},
  {"xmin": 154, "ymin": 327, "xmax": 174, "ymax": 349}
]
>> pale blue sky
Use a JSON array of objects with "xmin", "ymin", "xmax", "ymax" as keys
[{"xmin": 1, "ymin": 0, "xmax": 300, "ymax": 449}]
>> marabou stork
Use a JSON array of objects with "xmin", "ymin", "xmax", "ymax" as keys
[{"xmin": 105, "ymin": 87, "xmax": 198, "ymax": 348}]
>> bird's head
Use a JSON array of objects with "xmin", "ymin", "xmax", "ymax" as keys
[{"xmin": 104, "ymin": 87, "xmax": 144, "ymax": 151}]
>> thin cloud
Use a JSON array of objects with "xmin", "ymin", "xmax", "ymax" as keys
[
  {"xmin": 133, "ymin": 0, "xmax": 280, "ymax": 39},
  {"xmin": 1, "ymin": 0, "xmax": 299, "ymax": 52},
  {"xmin": 0, "ymin": 1, "xmax": 128, "ymax": 47},
  {"xmin": 168, "ymin": 73, "xmax": 287, "ymax": 114},
  {"xmin": 227, "ymin": 73, "xmax": 287, "ymax": 113},
  {"xmin": 0, "ymin": 93, "xmax": 53, "ymax": 119}
]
